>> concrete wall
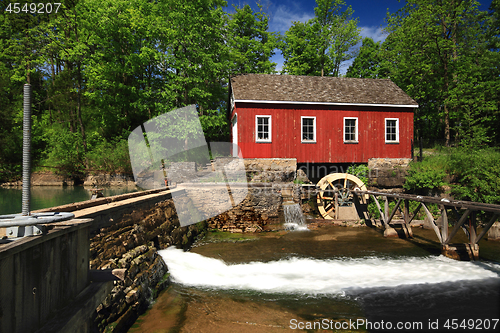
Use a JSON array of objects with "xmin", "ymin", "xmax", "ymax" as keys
[{"xmin": 0, "ymin": 219, "xmax": 92, "ymax": 333}]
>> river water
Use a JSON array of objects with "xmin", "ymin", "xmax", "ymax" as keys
[
  {"xmin": 131, "ymin": 225, "xmax": 500, "ymax": 333},
  {"xmin": 0, "ymin": 186, "xmax": 139, "ymax": 215}
]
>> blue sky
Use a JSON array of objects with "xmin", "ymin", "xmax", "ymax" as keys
[{"xmin": 226, "ymin": 0, "xmax": 494, "ymax": 74}]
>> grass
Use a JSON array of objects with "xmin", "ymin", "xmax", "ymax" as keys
[{"xmin": 202, "ymin": 230, "xmax": 258, "ymax": 243}]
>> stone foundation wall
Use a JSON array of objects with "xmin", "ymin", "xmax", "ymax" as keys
[
  {"xmin": 189, "ymin": 185, "xmax": 300, "ymax": 232},
  {"xmin": 367, "ymin": 158, "xmax": 412, "ymax": 188},
  {"xmin": 179, "ymin": 185, "xmax": 285, "ymax": 232},
  {"xmin": 89, "ymin": 199, "xmax": 203, "ymax": 332},
  {"xmin": 244, "ymin": 158, "xmax": 297, "ymax": 182}
]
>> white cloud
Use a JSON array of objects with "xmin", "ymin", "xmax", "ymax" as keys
[
  {"xmin": 269, "ymin": 3, "xmax": 314, "ymax": 34},
  {"xmin": 359, "ymin": 26, "xmax": 388, "ymax": 43}
]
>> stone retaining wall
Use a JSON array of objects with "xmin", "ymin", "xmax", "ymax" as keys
[
  {"xmin": 244, "ymin": 158, "xmax": 297, "ymax": 182},
  {"xmin": 89, "ymin": 199, "xmax": 203, "ymax": 332},
  {"xmin": 1, "ymin": 172, "xmax": 136, "ymax": 187},
  {"xmin": 84, "ymin": 173, "xmax": 136, "ymax": 187},
  {"xmin": 367, "ymin": 158, "xmax": 412, "ymax": 188},
  {"xmin": 184, "ymin": 184, "xmax": 302, "ymax": 232}
]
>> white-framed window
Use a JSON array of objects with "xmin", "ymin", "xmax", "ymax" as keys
[
  {"xmin": 256, "ymin": 115, "xmax": 271, "ymax": 142},
  {"xmin": 344, "ymin": 117, "xmax": 358, "ymax": 143},
  {"xmin": 385, "ymin": 118, "xmax": 399, "ymax": 143},
  {"xmin": 301, "ymin": 116, "xmax": 316, "ymax": 143}
]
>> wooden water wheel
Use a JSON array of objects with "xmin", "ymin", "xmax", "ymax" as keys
[{"xmin": 316, "ymin": 173, "xmax": 368, "ymax": 219}]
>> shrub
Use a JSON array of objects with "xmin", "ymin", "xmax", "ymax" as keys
[
  {"xmin": 403, "ymin": 152, "xmax": 448, "ymax": 195},
  {"xmin": 346, "ymin": 164, "xmax": 369, "ymax": 185},
  {"xmin": 85, "ymin": 139, "xmax": 132, "ymax": 174},
  {"xmin": 448, "ymin": 147, "xmax": 500, "ymax": 204}
]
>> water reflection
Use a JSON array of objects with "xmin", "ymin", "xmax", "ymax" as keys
[{"xmin": 0, "ymin": 185, "xmax": 139, "ymax": 215}]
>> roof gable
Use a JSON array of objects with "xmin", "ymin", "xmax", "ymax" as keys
[{"xmin": 230, "ymin": 74, "xmax": 418, "ymax": 107}]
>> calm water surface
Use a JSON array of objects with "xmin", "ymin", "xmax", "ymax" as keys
[
  {"xmin": 0, "ymin": 186, "xmax": 139, "ymax": 215},
  {"xmin": 131, "ymin": 226, "xmax": 500, "ymax": 333}
]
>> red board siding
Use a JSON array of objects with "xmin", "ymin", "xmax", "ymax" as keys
[{"xmin": 231, "ymin": 103, "xmax": 414, "ymax": 163}]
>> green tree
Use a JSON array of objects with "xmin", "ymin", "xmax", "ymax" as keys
[
  {"xmin": 385, "ymin": 0, "xmax": 497, "ymax": 147},
  {"xmin": 226, "ymin": 4, "xmax": 278, "ymax": 75},
  {"xmin": 280, "ymin": 21, "xmax": 321, "ymax": 75},
  {"xmin": 346, "ymin": 37, "xmax": 388, "ymax": 78},
  {"xmin": 280, "ymin": 0, "xmax": 360, "ymax": 77}
]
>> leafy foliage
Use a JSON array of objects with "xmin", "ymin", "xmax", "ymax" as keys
[
  {"xmin": 404, "ymin": 147, "xmax": 500, "ymax": 204},
  {"xmin": 226, "ymin": 4, "xmax": 278, "ymax": 75},
  {"xmin": 448, "ymin": 147, "xmax": 500, "ymax": 204},
  {"xmin": 0, "ymin": 0, "xmax": 279, "ymax": 180},
  {"xmin": 280, "ymin": 0, "xmax": 361, "ymax": 76},
  {"xmin": 85, "ymin": 139, "xmax": 132, "ymax": 175},
  {"xmin": 345, "ymin": 37, "xmax": 389, "ymax": 79},
  {"xmin": 384, "ymin": 0, "xmax": 499, "ymax": 147},
  {"xmin": 346, "ymin": 164, "xmax": 369, "ymax": 185},
  {"xmin": 403, "ymin": 159, "xmax": 448, "ymax": 195}
]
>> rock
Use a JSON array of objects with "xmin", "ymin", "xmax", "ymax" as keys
[
  {"xmin": 112, "ymin": 269, "xmax": 127, "ymax": 281},
  {"xmin": 487, "ymin": 222, "xmax": 500, "ymax": 241},
  {"xmin": 296, "ymin": 169, "xmax": 310, "ymax": 183},
  {"xmin": 84, "ymin": 173, "xmax": 136, "ymax": 187},
  {"xmin": 384, "ymin": 226, "xmax": 399, "ymax": 237}
]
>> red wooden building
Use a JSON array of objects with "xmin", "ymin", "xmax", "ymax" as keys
[{"xmin": 229, "ymin": 74, "xmax": 418, "ymax": 163}]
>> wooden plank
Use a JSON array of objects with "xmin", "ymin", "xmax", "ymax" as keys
[
  {"xmin": 441, "ymin": 205, "xmax": 448, "ymax": 244},
  {"xmin": 422, "ymin": 203, "xmax": 443, "ymax": 244},
  {"xmin": 408, "ymin": 202, "xmax": 422, "ymax": 224}
]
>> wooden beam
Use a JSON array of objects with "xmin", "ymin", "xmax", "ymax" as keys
[
  {"xmin": 371, "ymin": 195, "xmax": 386, "ymax": 225},
  {"xmin": 384, "ymin": 197, "xmax": 389, "ymax": 225},
  {"xmin": 386, "ymin": 199, "xmax": 402, "ymax": 225},
  {"xmin": 401, "ymin": 199, "xmax": 409, "ymax": 223},
  {"xmin": 441, "ymin": 205, "xmax": 448, "ymax": 245},
  {"xmin": 445, "ymin": 208, "xmax": 471, "ymax": 244},
  {"xmin": 408, "ymin": 202, "xmax": 422, "ymax": 224},
  {"xmin": 334, "ymin": 192, "xmax": 339, "ymax": 220},
  {"xmin": 422, "ymin": 203, "xmax": 443, "ymax": 244}
]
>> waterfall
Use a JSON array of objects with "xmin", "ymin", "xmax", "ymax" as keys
[{"xmin": 283, "ymin": 202, "xmax": 308, "ymax": 231}]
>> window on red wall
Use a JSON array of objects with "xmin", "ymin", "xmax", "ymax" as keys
[
  {"xmin": 385, "ymin": 118, "xmax": 399, "ymax": 143},
  {"xmin": 301, "ymin": 116, "xmax": 316, "ymax": 143},
  {"xmin": 256, "ymin": 115, "xmax": 271, "ymax": 142},
  {"xmin": 344, "ymin": 117, "xmax": 358, "ymax": 143}
]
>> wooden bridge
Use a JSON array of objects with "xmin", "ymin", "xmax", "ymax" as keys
[{"xmin": 353, "ymin": 189, "xmax": 500, "ymax": 260}]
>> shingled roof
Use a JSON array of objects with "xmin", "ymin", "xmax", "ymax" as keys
[{"xmin": 230, "ymin": 74, "xmax": 418, "ymax": 107}]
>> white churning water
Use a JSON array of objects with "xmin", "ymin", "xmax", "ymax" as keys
[{"xmin": 159, "ymin": 247, "xmax": 500, "ymax": 295}]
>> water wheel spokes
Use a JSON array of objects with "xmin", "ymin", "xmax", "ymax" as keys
[{"xmin": 316, "ymin": 173, "xmax": 368, "ymax": 219}]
